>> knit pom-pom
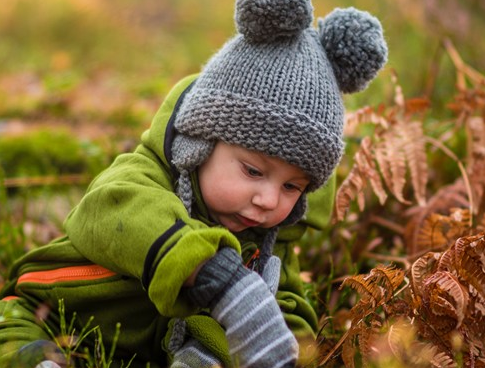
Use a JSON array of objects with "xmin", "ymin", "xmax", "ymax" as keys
[
  {"xmin": 235, "ymin": 0, "xmax": 313, "ymax": 43},
  {"xmin": 318, "ymin": 7, "xmax": 388, "ymax": 94}
]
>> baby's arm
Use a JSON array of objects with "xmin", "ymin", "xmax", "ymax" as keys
[{"xmin": 64, "ymin": 150, "xmax": 242, "ymax": 316}]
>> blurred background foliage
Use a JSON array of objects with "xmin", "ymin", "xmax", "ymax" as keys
[{"xmin": 1, "ymin": 0, "xmax": 484, "ymax": 123}]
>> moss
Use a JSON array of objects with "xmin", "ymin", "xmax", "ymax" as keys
[{"xmin": 0, "ymin": 129, "xmax": 108, "ymax": 178}]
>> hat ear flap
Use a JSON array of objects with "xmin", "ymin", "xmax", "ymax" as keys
[
  {"xmin": 172, "ymin": 134, "xmax": 215, "ymax": 172},
  {"xmin": 171, "ymin": 135, "xmax": 215, "ymax": 214},
  {"xmin": 318, "ymin": 7, "xmax": 388, "ymax": 94}
]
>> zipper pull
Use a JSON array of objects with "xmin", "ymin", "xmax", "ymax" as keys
[{"xmin": 245, "ymin": 248, "xmax": 260, "ymax": 271}]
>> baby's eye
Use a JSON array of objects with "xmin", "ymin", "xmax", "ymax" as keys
[
  {"xmin": 246, "ymin": 165, "xmax": 262, "ymax": 177},
  {"xmin": 283, "ymin": 183, "xmax": 303, "ymax": 192}
]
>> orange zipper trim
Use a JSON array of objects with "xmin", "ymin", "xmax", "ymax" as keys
[
  {"xmin": 2, "ymin": 296, "xmax": 19, "ymax": 301},
  {"xmin": 18, "ymin": 264, "xmax": 117, "ymax": 285},
  {"xmin": 245, "ymin": 248, "xmax": 260, "ymax": 270}
]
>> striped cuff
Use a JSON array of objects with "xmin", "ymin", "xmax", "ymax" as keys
[{"xmin": 186, "ymin": 247, "xmax": 250, "ymax": 308}]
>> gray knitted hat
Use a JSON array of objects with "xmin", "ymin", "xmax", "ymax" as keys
[{"xmin": 171, "ymin": 0, "xmax": 387, "ymax": 268}]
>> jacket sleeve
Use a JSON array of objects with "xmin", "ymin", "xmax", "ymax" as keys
[{"xmin": 64, "ymin": 149, "xmax": 241, "ymax": 317}]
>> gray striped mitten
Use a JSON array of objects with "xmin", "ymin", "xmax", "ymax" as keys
[
  {"xmin": 171, "ymin": 338, "xmax": 223, "ymax": 368},
  {"xmin": 186, "ymin": 247, "xmax": 298, "ymax": 368},
  {"xmin": 261, "ymin": 255, "xmax": 281, "ymax": 296},
  {"xmin": 11, "ymin": 340, "xmax": 66, "ymax": 368},
  {"xmin": 35, "ymin": 362, "xmax": 62, "ymax": 368}
]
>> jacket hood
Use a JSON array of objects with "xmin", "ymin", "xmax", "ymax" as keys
[{"xmin": 140, "ymin": 74, "xmax": 199, "ymax": 174}]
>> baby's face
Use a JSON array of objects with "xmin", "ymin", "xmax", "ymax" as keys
[{"xmin": 198, "ymin": 142, "xmax": 309, "ymax": 233}]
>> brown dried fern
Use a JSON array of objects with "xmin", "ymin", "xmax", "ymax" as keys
[
  {"xmin": 321, "ymin": 40, "xmax": 485, "ymax": 368},
  {"xmin": 319, "ymin": 266, "xmax": 407, "ymax": 367},
  {"xmin": 375, "ymin": 320, "xmax": 439, "ymax": 367},
  {"xmin": 369, "ymin": 265, "xmax": 405, "ymax": 300},
  {"xmin": 423, "ymin": 271, "xmax": 469, "ymax": 328},
  {"xmin": 431, "ymin": 352, "xmax": 458, "ymax": 368},
  {"xmin": 396, "ymin": 120, "xmax": 428, "ymax": 206},
  {"xmin": 335, "ymin": 137, "xmax": 388, "ymax": 220},
  {"xmin": 414, "ymin": 208, "xmax": 471, "ymax": 257},
  {"xmin": 340, "ymin": 274, "xmax": 384, "ymax": 306},
  {"xmin": 323, "ymin": 233, "xmax": 485, "ymax": 367},
  {"xmin": 335, "ymin": 74, "xmax": 429, "ymax": 221},
  {"xmin": 410, "ymin": 232, "xmax": 485, "ymax": 361},
  {"xmin": 410, "ymin": 252, "xmax": 441, "ymax": 299},
  {"xmin": 454, "ymin": 234, "xmax": 485, "ymax": 298},
  {"xmin": 375, "ymin": 130, "xmax": 409, "ymax": 204},
  {"xmin": 335, "ymin": 40, "xmax": 485, "ymax": 231},
  {"xmin": 404, "ymin": 182, "xmax": 470, "ymax": 260}
]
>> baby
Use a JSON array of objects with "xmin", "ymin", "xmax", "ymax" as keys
[{"xmin": 0, "ymin": 0, "xmax": 387, "ymax": 367}]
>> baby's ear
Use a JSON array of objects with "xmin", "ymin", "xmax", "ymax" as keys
[{"xmin": 318, "ymin": 7, "xmax": 388, "ymax": 94}]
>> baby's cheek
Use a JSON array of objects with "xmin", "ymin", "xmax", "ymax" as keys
[
  {"xmin": 270, "ymin": 206, "xmax": 293, "ymax": 226},
  {"xmin": 213, "ymin": 187, "xmax": 243, "ymax": 211},
  {"xmin": 279, "ymin": 198, "xmax": 300, "ymax": 222}
]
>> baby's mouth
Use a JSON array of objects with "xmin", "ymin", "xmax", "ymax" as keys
[{"xmin": 236, "ymin": 214, "xmax": 260, "ymax": 227}]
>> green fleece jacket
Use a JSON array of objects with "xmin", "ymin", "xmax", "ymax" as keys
[{"xmin": 0, "ymin": 75, "xmax": 335, "ymax": 367}]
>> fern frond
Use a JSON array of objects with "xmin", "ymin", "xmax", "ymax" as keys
[
  {"xmin": 416, "ymin": 213, "xmax": 455, "ymax": 252},
  {"xmin": 466, "ymin": 116, "xmax": 485, "ymax": 216},
  {"xmin": 341, "ymin": 327, "xmax": 359, "ymax": 368},
  {"xmin": 437, "ymin": 248, "xmax": 455, "ymax": 272},
  {"xmin": 404, "ymin": 181, "xmax": 469, "ymax": 260},
  {"xmin": 431, "ymin": 352, "xmax": 458, "ymax": 368},
  {"xmin": 385, "ymin": 321, "xmax": 411, "ymax": 360},
  {"xmin": 375, "ymin": 131, "xmax": 409, "ymax": 204},
  {"xmin": 454, "ymin": 233, "xmax": 485, "ymax": 298},
  {"xmin": 415, "ymin": 211, "xmax": 470, "ymax": 255},
  {"xmin": 335, "ymin": 164, "xmax": 366, "ymax": 221},
  {"xmin": 424, "ymin": 271, "xmax": 469, "ymax": 327},
  {"xmin": 335, "ymin": 136, "xmax": 391, "ymax": 220},
  {"xmin": 370, "ymin": 264, "xmax": 405, "ymax": 299},
  {"xmin": 358, "ymin": 319, "xmax": 381, "ymax": 367},
  {"xmin": 396, "ymin": 120, "xmax": 428, "ymax": 206},
  {"xmin": 406, "ymin": 342, "xmax": 439, "ymax": 367},
  {"xmin": 340, "ymin": 274, "xmax": 384, "ymax": 305},
  {"xmin": 410, "ymin": 252, "xmax": 440, "ymax": 299},
  {"xmin": 345, "ymin": 105, "xmax": 389, "ymax": 134},
  {"xmin": 374, "ymin": 137, "xmax": 392, "ymax": 196},
  {"xmin": 378, "ymin": 320, "xmax": 439, "ymax": 367},
  {"xmin": 357, "ymin": 137, "xmax": 388, "ymax": 206}
]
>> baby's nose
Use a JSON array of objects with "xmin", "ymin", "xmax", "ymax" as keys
[{"xmin": 253, "ymin": 185, "xmax": 279, "ymax": 210}]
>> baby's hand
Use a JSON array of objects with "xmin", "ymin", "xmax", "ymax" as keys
[
  {"xmin": 187, "ymin": 248, "xmax": 298, "ymax": 368},
  {"xmin": 11, "ymin": 340, "xmax": 66, "ymax": 368},
  {"xmin": 36, "ymin": 361, "xmax": 62, "ymax": 368},
  {"xmin": 171, "ymin": 338, "xmax": 222, "ymax": 368},
  {"xmin": 261, "ymin": 255, "xmax": 281, "ymax": 295}
]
